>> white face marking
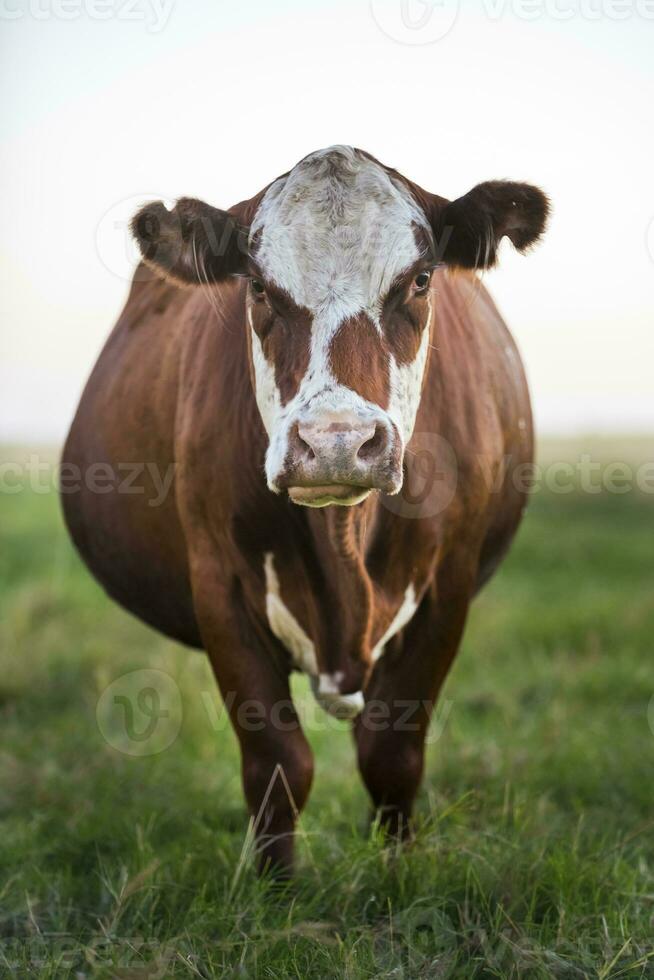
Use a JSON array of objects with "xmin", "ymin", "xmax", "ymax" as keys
[
  {"xmin": 371, "ymin": 584, "xmax": 418, "ymax": 662},
  {"xmin": 261, "ymin": 298, "xmax": 385, "ymax": 491},
  {"xmin": 264, "ymin": 552, "xmax": 364, "ymax": 718},
  {"xmin": 251, "ymin": 146, "xmax": 428, "ymax": 316},
  {"xmin": 248, "ymin": 308, "xmax": 280, "ymax": 436},
  {"xmin": 249, "ymin": 147, "xmax": 433, "ymax": 490},
  {"xmin": 387, "ymin": 304, "xmax": 432, "ymax": 444}
]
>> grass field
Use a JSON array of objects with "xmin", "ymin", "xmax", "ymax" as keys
[{"xmin": 1, "ymin": 442, "xmax": 654, "ymax": 978}]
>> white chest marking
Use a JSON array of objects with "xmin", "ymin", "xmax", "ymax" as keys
[
  {"xmin": 309, "ymin": 676, "xmax": 364, "ymax": 721},
  {"xmin": 371, "ymin": 584, "xmax": 418, "ymax": 662},
  {"xmin": 263, "ymin": 552, "xmax": 365, "ymax": 719},
  {"xmin": 263, "ymin": 552, "xmax": 318, "ymax": 675}
]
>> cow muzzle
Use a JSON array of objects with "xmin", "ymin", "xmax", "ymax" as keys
[{"xmin": 281, "ymin": 411, "xmax": 402, "ymax": 506}]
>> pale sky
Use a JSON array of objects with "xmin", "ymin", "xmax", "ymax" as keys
[{"xmin": 1, "ymin": 0, "xmax": 653, "ymax": 441}]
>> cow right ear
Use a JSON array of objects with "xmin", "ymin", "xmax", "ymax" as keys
[
  {"xmin": 131, "ymin": 197, "xmax": 250, "ymax": 285},
  {"xmin": 430, "ymin": 180, "xmax": 550, "ymax": 270}
]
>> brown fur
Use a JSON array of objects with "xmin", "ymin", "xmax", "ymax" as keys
[
  {"xmin": 328, "ymin": 314, "xmax": 390, "ymax": 408},
  {"xmin": 63, "ymin": 152, "xmax": 546, "ymax": 875},
  {"xmin": 248, "ymin": 283, "xmax": 313, "ymax": 405}
]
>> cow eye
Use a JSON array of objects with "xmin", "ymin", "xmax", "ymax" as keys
[
  {"xmin": 414, "ymin": 271, "xmax": 431, "ymax": 291},
  {"xmin": 250, "ymin": 278, "xmax": 266, "ymax": 296}
]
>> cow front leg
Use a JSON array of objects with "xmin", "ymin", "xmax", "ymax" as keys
[
  {"xmin": 238, "ymin": 702, "xmax": 314, "ymax": 876},
  {"xmin": 355, "ymin": 704, "xmax": 427, "ymax": 839},
  {"xmin": 193, "ymin": 576, "xmax": 313, "ymax": 877},
  {"xmin": 355, "ymin": 592, "xmax": 469, "ymax": 837}
]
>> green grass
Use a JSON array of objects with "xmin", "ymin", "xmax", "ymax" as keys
[{"xmin": 1, "ymin": 444, "xmax": 654, "ymax": 978}]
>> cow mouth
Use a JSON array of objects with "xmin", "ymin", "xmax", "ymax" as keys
[{"xmin": 287, "ymin": 484, "xmax": 372, "ymax": 507}]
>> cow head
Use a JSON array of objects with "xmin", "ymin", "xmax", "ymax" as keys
[{"xmin": 132, "ymin": 147, "xmax": 548, "ymax": 506}]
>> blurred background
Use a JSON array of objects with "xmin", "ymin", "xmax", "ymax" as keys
[
  {"xmin": 1, "ymin": 0, "xmax": 653, "ymax": 442},
  {"xmin": 1, "ymin": 2, "xmax": 653, "ymax": 976}
]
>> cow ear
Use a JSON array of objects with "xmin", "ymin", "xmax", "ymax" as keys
[
  {"xmin": 432, "ymin": 180, "xmax": 550, "ymax": 270},
  {"xmin": 131, "ymin": 197, "xmax": 250, "ymax": 285}
]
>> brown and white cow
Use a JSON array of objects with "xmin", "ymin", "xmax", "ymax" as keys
[{"xmin": 62, "ymin": 146, "xmax": 548, "ymax": 874}]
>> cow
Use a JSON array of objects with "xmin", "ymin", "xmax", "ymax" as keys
[{"xmin": 62, "ymin": 146, "xmax": 549, "ymax": 876}]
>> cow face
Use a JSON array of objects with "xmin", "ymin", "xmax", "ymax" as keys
[
  {"xmin": 132, "ymin": 147, "xmax": 549, "ymax": 507},
  {"xmin": 246, "ymin": 147, "xmax": 436, "ymax": 507}
]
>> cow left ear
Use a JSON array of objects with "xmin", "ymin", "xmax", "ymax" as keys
[
  {"xmin": 432, "ymin": 180, "xmax": 550, "ymax": 270},
  {"xmin": 131, "ymin": 197, "xmax": 250, "ymax": 286}
]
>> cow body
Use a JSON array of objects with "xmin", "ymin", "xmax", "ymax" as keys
[{"xmin": 62, "ymin": 147, "xmax": 546, "ymax": 874}]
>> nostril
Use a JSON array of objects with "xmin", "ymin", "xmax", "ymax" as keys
[
  {"xmin": 357, "ymin": 423, "xmax": 386, "ymax": 462},
  {"xmin": 293, "ymin": 423, "xmax": 315, "ymax": 460}
]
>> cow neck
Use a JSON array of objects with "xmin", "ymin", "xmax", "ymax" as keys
[{"xmin": 306, "ymin": 502, "xmax": 375, "ymax": 675}]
